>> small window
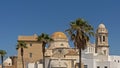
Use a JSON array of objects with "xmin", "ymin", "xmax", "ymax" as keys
[
  {"xmin": 103, "ymin": 50, "xmax": 106, "ymax": 55},
  {"xmin": 84, "ymin": 65, "xmax": 87, "ymax": 68},
  {"xmin": 30, "ymin": 43, "xmax": 32, "ymax": 46},
  {"xmin": 114, "ymin": 60, "xmax": 116, "ymax": 62},
  {"xmin": 97, "ymin": 66, "xmax": 100, "ymax": 68},
  {"xmin": 9, "ymin": 63, "xmax": 10, "ymax": 65},
  {"xmin": 29, "ymin": 53, "xmax": 32, "ymax": 58},
  {"xmin": 60, "ymin": 43, "xmax": 64, "ymax": 46},
  {"xmin": 118, "ymin": 60, "xmax": 119, "ymax": 63},
  {"xmin": 58, "ymin": 49, "xmax": 62, "ymax": 53},
  {"xmin": 104, "ymin": 66, "xmax": 107, "ymax": 68},
  {"xmin": 103, "ymin": 36, "xmax": 105, "ymax": 42}
]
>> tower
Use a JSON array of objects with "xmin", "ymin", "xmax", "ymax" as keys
[
  {"xmin": 17, "ymin": 34, "xmax": 43, "ymax": 68},
  {"xmin": 95, "ymin": 24, "xmax": 109, "ymax": 55}
]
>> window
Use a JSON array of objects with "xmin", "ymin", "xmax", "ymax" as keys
[
  {"xmin": 103, "ymin": 36, "xmax": 105, "ymax": 42},
  {"xmin": 103, "ymin": 50, "xmax": 106, "ymax": 55},
  {"xmin": 30, "ymin": 43, "xmax": 32, "ymax": 46},
  {"xmin": 58, "ymin": 49, "xmax": 62, "ymax": 53},
  {"xmin": 84, "ymin": 65, "xmax": 87, "ymax": 68},
  {"xmin": 29, "ymin": 53, "xmax": 32, "ymax": 58},
  {"xmin": 9, "ymin": 63, "xmax": 10, "ymax": 65},
  {"xmin": 104, "ymin": 66, "xmax": 107, "ymax": 68},
  {"xmin": 97, "ymin": 66, "xmax": 100, "ymax": 68},
  {"xmin": 60, "ymin": 43, "xmax": 64, "ymax": 46}
]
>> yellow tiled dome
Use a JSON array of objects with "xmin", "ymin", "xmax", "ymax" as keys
[{"xmin": 51, "ymin": 32, "xmax": 67, "ymax": 39}]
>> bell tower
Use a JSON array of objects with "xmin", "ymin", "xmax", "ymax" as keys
[{"xmin": 95, "ymin": 23, "xmax": 109, "ymax": 55}]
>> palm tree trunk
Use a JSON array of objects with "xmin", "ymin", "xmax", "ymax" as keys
[
  {"xmin": 21, "ymin": 55, "xmax": 24, "ymax": 68},
  {"xmin": 21, "ymin": 48, "xmax": 24, "ymax": 68},
  {"xmin": 79, "ymin": 48, "xmax": 81, "ymax": 68},
  {"xmin": 43, "ymin": 54, "xmax": 45, "ymax": 68},
  {"xmin": 42, "ymin": 43, "xmax": 45, "ymax": 68},
  {"xmin": 1, "ymin": 56, "xmax": 3, "ymax": 68}
]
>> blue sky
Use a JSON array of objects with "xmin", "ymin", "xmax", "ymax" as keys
[{"xmin": 0, "ymin": 0, "xmax": 120, "ymax": 57}]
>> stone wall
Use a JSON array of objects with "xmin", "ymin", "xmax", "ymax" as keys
[{"xmin": 17, "ymin": 35, "xmax": 43, "ymax": 68}]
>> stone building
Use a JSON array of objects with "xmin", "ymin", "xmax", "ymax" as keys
[
  {"xmin": 2, "ymin": 23, "xmax": 120, "ymax": 68},
  {"xmin": 17, "ymin": 34, "xmax": 43, "ymax": 68},
  {"xmin": 44, "ymin": 24, "xmax": 120, "ymax": 68},
  {"xmin": 16, "ymin": 32, "xmax": 84, "ymax": 68}
]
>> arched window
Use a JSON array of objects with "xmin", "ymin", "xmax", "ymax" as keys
[
  {"xmin": 103, "ymin": 50, "xmax": 106, "ymax": 55},
  {"xmin": 9, "ymin": 63, "xmax": 11, "ymax": 65},
  {"xmin": 103, "ymin": 36, "xmax": 105, "ymax": 42}
]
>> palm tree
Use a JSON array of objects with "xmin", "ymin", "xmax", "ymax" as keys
[
  {"xmin": 0, "ymin": 50, "xmax": 7, "ymax": 68},
  {"xmin": 37, "ymin": 33, "xmax": 53, "ymax": 68},
  {"xmin": 66, "ymin": 18, "xmax": 94, "ymax": 68},
  {"xmin": 16, "ymin": 41, "xmax": 27, "ymax": 68}
]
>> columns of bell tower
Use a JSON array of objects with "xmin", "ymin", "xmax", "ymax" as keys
[{"xmin": 95, "ymin": 24, "xmax": 109, "ymax": 56}]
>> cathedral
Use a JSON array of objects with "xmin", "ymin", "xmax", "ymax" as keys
[{"xmin": 2, "ymin": 24, "xmax": 120, "ymax": 68}]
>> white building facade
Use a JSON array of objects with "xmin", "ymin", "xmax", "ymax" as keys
[{"xmin": 81, "ymin": 24, "xmax": 120, "ymax": 68}]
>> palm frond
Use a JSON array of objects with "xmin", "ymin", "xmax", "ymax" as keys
[
  {"xmin": 37, "ymin": 33, "xmax": 53, "ymax": 44},
  {"xmin": 65, "ymin": 18, "xmax": 94, "ymax": 49},
  {"xmin": 0, "ymin": 50, "xmax": 7, "ymax": 56},
  {"xmin": 16, "ymin": 41, "xmax": 27, "ymax": 50}
]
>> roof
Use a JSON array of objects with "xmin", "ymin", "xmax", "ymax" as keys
[
  {"xmin": 51, "ymin": 32, "xmax": 68, "ymax": 39},
  {"xmin": 65, "ymin": 50, "xmax": 78, "ymax": 56},
  {"xmin": 98, "ymin": 23, "xmax": 106, "ymax": 28},
  {"xmin": 18, "ymin": 34, "xmax": 37, "ymax": 41},
  {"xmin": 3, "ymin": 57, "xmax": 12, "ymax": 63}
]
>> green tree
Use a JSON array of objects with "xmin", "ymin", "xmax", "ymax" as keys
[
  {"xmin": 37, "ymin": 33, "xmax": 53, "ymax": 68},
  {"xmin": 0, "ymin": 50, "xmax": 7, "ymax": 68},
  {"xmin": 66, "ymin": 18, "xmax": 94, "ymax": 68},
  {"xmin": 16, "ymin": 41, "xmax": 27, "ymax": 68}
]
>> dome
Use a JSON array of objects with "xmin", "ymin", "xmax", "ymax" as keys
[
  {"xmin": 4, "ymin": 57, "xmax": 12, "ymax": 63},
  {"xmin": 51, "ymin": 32, "xmax": 67, "ymax": 39},
  {"xmin": 3, "ymin": 57, "xmax": 12, "ymax": 66},
  {"xmin": 98, "ymin": 23, "xmax": 106, "ymax": 28}
]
